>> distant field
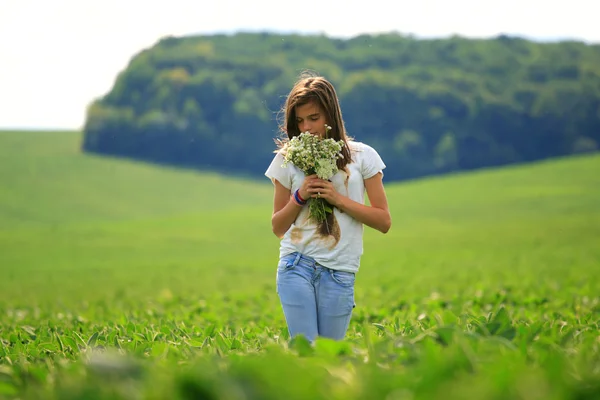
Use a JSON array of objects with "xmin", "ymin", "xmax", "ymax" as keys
[{"xmin": 0, "ymin": 130, "xmax": 599, "ymax": 400}]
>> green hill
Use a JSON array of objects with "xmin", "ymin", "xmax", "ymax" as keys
[
  {"xmin": 0, "ymin": 129, "xmax": 599, "ymax": 400},
  {"xmin": 2, "ymin": 129, "xmax": 598, "ymax": 229},
  {"xmin": 0, "ymin": 130, "xmax": 271, "ymax": 228},
  {"xmin": 82, "ymin": 32, "xmax": 600, "ymax": 182}
]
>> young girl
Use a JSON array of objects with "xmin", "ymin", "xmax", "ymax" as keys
[{"xmin": 264, "ymin": 73, "xmax": 391, "ymax": 342}]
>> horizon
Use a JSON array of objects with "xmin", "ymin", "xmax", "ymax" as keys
[{"xmin": 1, "ymin": 0, "xmax": 598, "ymax": 130}]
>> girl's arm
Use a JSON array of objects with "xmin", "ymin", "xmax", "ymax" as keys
[
  {"xmin": 308, "ymin": 173, "xmax": 391, "ymax": 234},
  {"xmin": 271, "ymin": 180, "xmax": 301, "ymax": 238},
  {"xmin": 271, "ymin": 175, "xmax": 319, "ymax": 238}
]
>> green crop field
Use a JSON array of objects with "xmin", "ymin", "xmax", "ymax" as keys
[{"xmin": 1, "ymin": 130, "xmax": 599, "ymax": 399}]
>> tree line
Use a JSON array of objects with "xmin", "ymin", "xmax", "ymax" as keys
[{"xmin": 82, "ymin": 32, "xmax": 600, "ymax": 182}]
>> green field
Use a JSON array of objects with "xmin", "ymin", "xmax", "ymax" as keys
[{"xmin": 1, "ymin": 130, "xmax": 599, "ymax": 399}]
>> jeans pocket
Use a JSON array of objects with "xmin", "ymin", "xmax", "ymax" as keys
[
  {"xmin": 329, "ymin": 269, "xmax": 356, "ymax": 288},
  {"xmin": 277, "ymin": 253, "xmax": 297, "ymax": 272}
]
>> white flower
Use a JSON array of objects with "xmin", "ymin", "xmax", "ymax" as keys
[{"xmin": 282, "ymin": 129, "xmax": 344, "ymax": 179}]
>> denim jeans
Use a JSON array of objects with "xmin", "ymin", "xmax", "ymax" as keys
[{"xmin": 276, "ymin": 251, "xmax": 356, "ymax": 342}]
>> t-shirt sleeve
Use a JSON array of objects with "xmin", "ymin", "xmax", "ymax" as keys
[
  {"xmin": 360, "ymin": 144, "xmax": 386, "ymax": 180},
  {"xmin": 265, "ymin": 151, "xmax": 292, "ymax": 189}
]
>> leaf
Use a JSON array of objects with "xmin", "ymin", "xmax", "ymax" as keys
[
  {"xmin": 187, "ymin": 339, "xmax": 205, "ymax": 348},
  {"xmin": 20, "ymin": 325, "xmax": 36, "ymax": 339},
  {"xmin": 498, "ymin": 327, "xmax": 517, "ymax": 341},
  {"xmin": 439, "ymin": 310, "xmax": 459, "ymax": 326},
  {"xmin": 61, "ymin": 336, "xmax": 78, "ymax": 352},
  {"xmin": 151, "ymin": 343, "xmax": 168, "ymax": 358},
  {"xmin": 0, "ymin": 381, "xmax": 17, "ymax": 396},
  {"xmin": 492, "ymin": 307, "xmax": 511, "ymax": 326},
  {"xmin": 204, "ymin": 324, "xmax": 216, "ymax": 338},
  {"xmin": 55, "ymin": 333, "xmax": 64, "ymax": 353},
  {"xmin": 72, "ymin": 331, "xmax": 88, "ymax": 348},
  {"xmin": 215, "ymin": 333, "xmax": 230, "ymax": 353},
  {"xmin": 38, "ymin": 343, "xmax": 59, "ymax": 353},
  {"xmin": 486, "ymin": 322, "xmax": 502, "ymax": 335},
  {"xmin": 27, "ymin": 366, "xmax": 48, "ymax": 384},
  {"xmin": 87, "ymin": 332, "xmax": 99, "ymax": 347},
  {"xmin": 230, "ymin": 338, "xmax": 242, "ymax": 350},
  {"xmin": 313, "ymin": 338, "xmax": 351, "ymax": 357},
  {"xmin": 290, "ymin": 335, "xmax": 314, "ymax": 357},
  {"xmin": 481, "ymin": 307, "xmax": 516, "ymax": 339},
  {"xmin": 434, "ymin": 326, "xmax": 456, "ymax": 346},
  {"xmin": 0, "ymin": 365, "xmax": 14, "ymax": 381}
]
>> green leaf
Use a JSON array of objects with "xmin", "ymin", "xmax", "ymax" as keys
[
  {"xmin": 290, "ymin": 335, "xmax": 314, "ymax": 357},
  {"xmin": 38, "ymin": 343, "xmax": 58, "ymax": 353},
  {"xmin": 434, "ymin": 326, "xmax": 456, "ymax": 346},
  {"xmin": 492, "ymin": 307, "xmax": 511, "ymax": 326},
  {"xmin": 313, "ymin": 338, "xmax": 351, "ymax": 357},
  {"xmin": 230, "ymin": 338, "xmax": 242, "ymax": 350},
  {"xmin": 187, "ymin": 339, "xmax": 205, "ymax": 348},
  {"xmin": 62, "ymin": 336, "xmax": 78, "ymax": 352},
  {"xmin": 55, "ymin": 333, "xmax": 64, "ymax": 353},
  {"xmin": 215, "ymin": 333, "xmax": 230, "ymax": 353},
  {"xmin": 151, "ymin": 342, "xmax": 168, "ymax": 357},
  {"xmin": 133, "ymin": 332, "xmax": 147, "ymax": 342},
  {"xmin": 73, "ymin": 331, "xmax": 88, "ymax": 348},
  {"xmin": 204, "ymin": 324, "xmax": 216, "ymax": 337},
  {"xmin": 0, "ymin": 365, "xmax": 15, "ymax": 382},
  {"xmin": 87, "ymin": 332, "xmax": 99, "ymax": 347},
  {"xmin": 438, "ymin": 310, "xmax": 459, "ymax": 326},
  {"xmin": 0, "ymin": 381, "xmax": 17, "ymax": 396},
  {"xmin": 20, "ymin": 325, "xmax": 36, "ymax": 339}
]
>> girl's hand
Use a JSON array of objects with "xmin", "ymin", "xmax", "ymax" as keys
[
  {"xmin": 308, "ymin": 179, "xmax": 342, "ymax": 207},
  {"xmin": 298, "ymin": 175, "xmax": 317, "ymax": 202}
]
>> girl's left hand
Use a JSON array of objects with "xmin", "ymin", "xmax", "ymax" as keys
[{"xmin": 308, "ymin": 179, "xmax": 342, "ymax": 207}]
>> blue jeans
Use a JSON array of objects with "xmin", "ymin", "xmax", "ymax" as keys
[{"xmin": 276, "ymin": 252, "xmax": 356, "ymax": 342}]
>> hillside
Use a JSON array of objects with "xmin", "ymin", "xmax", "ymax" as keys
[
  {"xmin": 0, "ymin": 130, "xmax": 271, "ymax": 228},
  {"xmin": 81, "ymin": 32, "xmax": 600, "ymax": 182},
  {"xmin": 2, "ymin": 129, "xmax": 598, "ymax": 231}
]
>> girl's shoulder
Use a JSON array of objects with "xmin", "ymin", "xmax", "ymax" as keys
[
  {"xmin": 348, "ymin": 140, "xmax": 365, "ymax": 153},
  {"xmin": 348, "ymin": 140, "xmax": 379, "ymax": 157},
  {"xmin": 347, "ymin": 140, "xmax": 386, "ymax": 178}
]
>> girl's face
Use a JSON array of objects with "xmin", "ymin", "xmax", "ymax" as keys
[{"xmin": 295, "ymin": 101, "xmax": 328, "ymax": 138}]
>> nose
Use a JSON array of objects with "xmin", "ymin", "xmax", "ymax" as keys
[{"xmin": 300, "ymin": 120, "xmax": 312, "ymax": 133}]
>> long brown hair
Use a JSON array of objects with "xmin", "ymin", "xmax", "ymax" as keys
[
  {"xmin": 275, "ymin": 72, "xmax": 352, "ymax": 243},
  {"xmin": 276, "ymin": 72, "xmax": 353, "ymax": 170}
]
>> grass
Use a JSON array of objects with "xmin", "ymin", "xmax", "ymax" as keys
[{"xmin": 0, "ymin": 130, "xmax": 599, "ymax": 399}]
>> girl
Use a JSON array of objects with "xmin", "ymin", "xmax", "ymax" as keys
[{"xmin": 264, "ymin": 73, "xmax": 391, "ymax": 342}]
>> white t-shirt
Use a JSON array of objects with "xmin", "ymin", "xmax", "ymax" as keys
[{"xmin": 264, "ymin": 141, "xmax": 386, "ymax": 273}]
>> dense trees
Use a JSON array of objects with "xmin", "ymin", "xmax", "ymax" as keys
[{"xmin": 82, "ymin": 32, "xmax": 600, "ymax": 181}]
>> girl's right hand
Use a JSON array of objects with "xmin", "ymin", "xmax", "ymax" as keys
[{"xmin": 298, "ymin": 175, "xmax": 317, "ymax": 202}]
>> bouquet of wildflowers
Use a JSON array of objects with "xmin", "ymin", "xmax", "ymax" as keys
[{"xmin": 282, "ymin": 125, "xmax": 345, "ymax": 223}]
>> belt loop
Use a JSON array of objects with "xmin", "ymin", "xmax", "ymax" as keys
[{"xmin": 293, "ymin": 252, "xmax": 302, "ymax": 267}]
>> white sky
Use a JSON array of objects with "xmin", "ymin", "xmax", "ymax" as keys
[{"xmin": 1, "ymin": 0, "xmax": 598, "ymax": 130}]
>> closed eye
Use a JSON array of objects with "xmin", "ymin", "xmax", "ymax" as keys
[{"xmin": 297, "ymin": 113, "xmax": 320, "ymax": 123}]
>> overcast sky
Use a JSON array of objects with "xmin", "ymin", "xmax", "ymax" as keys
[{"xmin": 1, "ymin": 0, "xmax": 598, "ymax": 130}]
